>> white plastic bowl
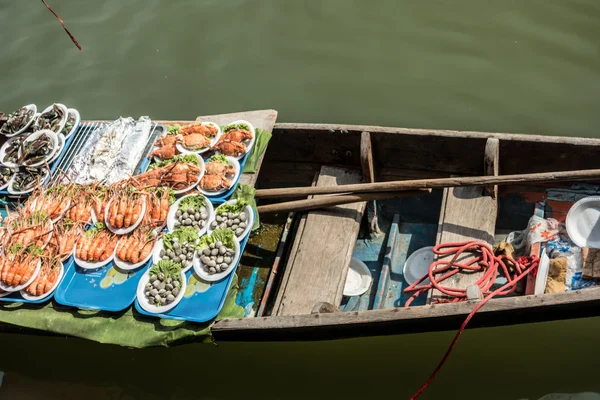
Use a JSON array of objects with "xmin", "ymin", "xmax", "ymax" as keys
[
  {"xmin": 48, "ymin": 131, "xmax": 65, "ymax": 164},
  {"xmin": 0, "ymin": 135, "xmax": 25, "ymax": 167},
  {"xmin": 136, "ymin": 269, "xmax": 186, "ymax": 314},
  {"xmin": 166, "ymin": 193, "xmax": 214, "ymax": 235},
  {"xmin": 8, "ymin": 167, "xmax": 50, "ymax": 196},
  {"xmin": 176, "ymin": 121, "xmax": 222, "ymax": 155},
  {"xmin": 193, "ymin": 238, "xmax": 240, "ymax": 282},
  {"xmin": 566, "ymin": 196, "xmax": 600, "ymax": 248},
  {"xmin": 208, "ymin": 200, "xmax": 253, "ymax": 242},
  {"xmin": 18, "ymin": 129, "xmax": 59, "ymax": 167},
  {"xmin": 343, "ymin": 258, "xmax": 372, "ymax": 297},
  {"xmin": 104, "ymin": 196, "xmax": 147, "ymax": 235},
  {"xmin": 403, "ymin": 246, "xmax": 435, "ymax": 286},
  {"xmin": 217, "ymin": 119, "xmax": 256, "ymax": 160},
  {"xmin": 152, "ymin": 238, "xmax": 194, "ymax": 273},
  {"xmin": 21, "ymin": 261, "xmax": 64, "ymax": 301},
  {"xmin": 198, "ymin": 156, "xmax": 240, "ymax": 197},
  {"xmin": 34, "ymin": 103, "xmax": 68, "ymax": 134},
  {"xmin": 62, "ymin": 108, "xmax": 81, "ymax": 139},
  {"xmin": 0, "ymin": 259, "xmax": 41, "ymax": 292},
  {"xmin": 2, "ymin": 104, "xmax": 37, "ymax": 137}
]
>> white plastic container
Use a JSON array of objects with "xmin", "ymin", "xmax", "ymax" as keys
[
  {"xmin": 193, "ymin": 238, "xmax": 240, "ymax": 282},
  {"xmin": 136, "ymin": 269, "xmax": 186, "ymax": 314}
]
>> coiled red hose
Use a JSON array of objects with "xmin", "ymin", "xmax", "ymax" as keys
[{"xmin": 403, "ymin": 241, "xmax": 539, "ymax": 399}]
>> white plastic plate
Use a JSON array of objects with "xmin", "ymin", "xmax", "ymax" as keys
[
  {"xmin": 104, "ymin": 197, "xmax": 147, "ymax": 235},
  {"xmin": 403, "ymin": 246, "xmax": 435, "ymax": 286},
  {"xmin": 62, "ymin": 108, "xmax": 81, "ymax": 139},
  {"xmin": 0, "ymin": 135, "xmax": 24, "ymax": 167},
  {"xmin": 48, "ymin": 130, "xmax": 65, "ymax": 164},
  {"xmin": 208, "ymin": 200, "xmax": 253, "ymax": 242},
  {"xmin": 113, "ymin": 236, "xmax": 155, "ymax": 271},
  {"xmin": 18, "ymin": 129, "xmax": 59, "ymax": 167},
  {"xmin": 136, "ymin": 269, "xmax": 186, "ymax": 314},
  {"xmin": 217, "ymin": 119, "xmax": 256, "ymax": 160},
  {"xmin": 35, "ymin": 103, "xmax": 68, "ymax": 134},
  {"xmin": 8, "ymin": 167, "xmax": 50, "ymax": 196},
  {"xmin": 151, "ymin": 238, "xmax": 194, "ymax": 273},
  {"xmin": 166, "ymin": 193, "xmax": 214, "ymax": 235},
  {"xmin": 198, "ymin": 156, "xmax": 240, "ymax": 197},
  {"xmin": 176, "ymin": 121, "xmax": 222, "ymax": 155},
  {"xmin": 73, "ymin": 243, "xmax": 115, "ymax": 270},
  {"xmin": 566, "ymin": 196, "xmax": 600, "ymax": 248},
  {"xmin": 21, "ymin": 261, "xmax": 64, "ymax": 301},
  {"xmin": 343, "ymin": 258, "xmax": 372, "ymax": 297},
  {"xmin": 193, "ymin": 239, "xmax": 240, "ymax": 282},
  {"xmin": 0, "ymin": 259, "xmax": 41, "ymax": 292}
]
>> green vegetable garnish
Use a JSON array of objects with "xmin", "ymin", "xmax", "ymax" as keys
[
  {"xmin": 148, "ymin": 154, "xmax": 199, "ymax": 170},
  {"xmin": 8, "ymin": 244, "xmax": 42, "ymax": 256},
  {"xmin": 222, "ymin": 123, "xmax": 250, "ymax": 133},
  {"xmin": 150, "ymin": 260, "xmax": 182, "ymax": 279},
  {"xmin": 8, "ymin": 243, "xmax": 24, "ymax": 254},
  {"xmin": 196, "ymin": 228, "xmax": 235, "ymax": 251},
  {"xmin": 209, "ymin": 154, "xmax": 228, "ymax": 165},
  {"xmin": 179, "ymin": 194, "xmax": 206, "ymax": 211},
  {"xmin": 86, "ymin": 222, "xmax": 105, "ymax": 236},
  {"xmin": 163, "ymin": 227, "xmax": 199, "ymax": 251},
  {"xmin": 216, "ymin": 200, "xmax": 247, "ymax": 215},
  {"xmin": 166, "ymin": 124, "xmax": 180, "ymax": 135}
]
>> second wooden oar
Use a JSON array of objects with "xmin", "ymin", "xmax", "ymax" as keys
[
  {"xmin": 257, "ymin": 189, "xmax": 430, "ymax": 214},
  {"xmin": 255, "ymin": 168, "xmax": 600, "ymax": 199}
]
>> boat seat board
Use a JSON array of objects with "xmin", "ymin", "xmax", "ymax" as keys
[{"xmin": 275, "ymin": 166, "xmax": 366, "ymax": 316}]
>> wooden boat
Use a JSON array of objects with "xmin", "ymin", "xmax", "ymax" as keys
[{"xmin": 198, "ymin": 111, "xmax": 600, "ymax": 342}]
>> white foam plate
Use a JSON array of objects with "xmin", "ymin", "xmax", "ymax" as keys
[
  {"xmin": 566, "ymin": 196, "xmax": 600, "ymax": 248},
  {"xmin": 2, "ymin": 104, "xmax": 37, "ymax": 137},
  {"xmin": 193, "ymin": 238, "xmax": 240, "ymax": 282},
  {"xmin": 73, "ymin": 242, "xmax": 115, "ymax": 270},
  {"xmin": 136, "ymin": 269, "xmax": 186, "ymax": 314},
  {"xmin": 34, "ymin": 103, "xmax": 68, "ymax": 134},
  {"xmin": 152, "ymin": 238, "xmax": 194, "ymax": 273},
  {"xmin": 62, "ymin": 108, "xmax": 81, "ymax": 139},
  {"xmin": 176, "ymin": 122, "xmax": 222, "ymax": 155},
  {"xmin": 0, "ymin": 135, "xmax": 24, "ymax": 167},
  {"xmin": 216, "ymin": 120, "xmax": 256, "ymax": 160},
  {"xmin": 166, "ymin": 193, "xmax": 214, "ymax": 235},
  {"xmin": 403, "ymin": 246, "xmax": 435, "ymax": 286},
  {"xmin": 18, "ymin": 129, "xmax": 59, "ymax": 167},
  {"xmin": 8, "ymin": 167, "xmax": 50, "ymax": 196},
  {"xmin": 343, "ymin": 258, "xmax": 372, "ymax": 297},
  {"xmin": 208, "ymin": 200, "xmax": 253, "ymax": 242},
  {"xmin": 20, "ymin": 261, "xmax": 64, "ymax": 301},
  {"xmin": 198, "ymin": 156, "xmax": 240, "ymax": 197},
  {"xmin": 0, "ymin": 259, "xmax": 41, "ymax": 292},
  {"xmin": 104, "ymin": 196, "xmax": 147, "ymax": 235},
  {"xmin": 114, "ymin": 236, "xmax": 155, "ymax": 271}
]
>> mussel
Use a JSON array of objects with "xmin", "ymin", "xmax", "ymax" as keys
[
  {"xmin": 12, "ymin": 167, "xmax": 47, "ymax": 192},
  {"xmin": 18, "ymin": 133, "xmax": 54, "ymax": 166},
  {"xmin": 62, "ymin": 112, "xmax": 76, "ymax": 135},
  {"xmin": 2, "ymin": 137, "xmax": 23, "ymax": 164},
  {"xmin": 0, "ymin": 166, "xmax": 13, "ymax": 186},
  {"xmin": 34, "ymin": 104, "xmax": 64, "ymax": 132}
]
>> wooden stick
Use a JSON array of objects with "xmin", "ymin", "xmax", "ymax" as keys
[
  {"xmin": 255, "ymin": 168, "xmax": 600, "ymax": 199},
  {"xmin": 257, "ymin": 190, "xmax": 430, "ymax": 214}
]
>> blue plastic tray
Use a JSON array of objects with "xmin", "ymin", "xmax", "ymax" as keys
[
  {"xmin": 54, "ymin": 256, "xmax": 151, "ymax": 312},
  {"xmin": 0, "ymin": 121, "xmax": 81, "ymax": 196},
  {"xmin": 134, "ymin": 231, "xmax": 251, "ymax": 323}
]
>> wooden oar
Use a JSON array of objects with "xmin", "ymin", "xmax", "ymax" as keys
[
  {"xmin": 257, "ymin": 190, "xmax": 430, "ymax": 214},
  {"xmin": 255, "ymin": 169, "xmax": 600, "ymax": 199}
]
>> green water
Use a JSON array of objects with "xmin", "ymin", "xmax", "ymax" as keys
[{"xmin": 2, "ymin": 0, "xmax": 600, "ymax": 398}]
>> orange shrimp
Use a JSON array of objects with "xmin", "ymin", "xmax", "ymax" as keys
[
  {"xmin": 124, "ymin": 235, "xmax": 140, "ymax": 262},
  {"xmin": 92, "ymin": 234, "xmax": 109, "ymax": 261},
  {"xmin": 160, "ymin": 189, "xmax": 169, "ymax": 222},
  {"xmin": 116, "ymin": 236, "xmax": 131, "ymax": 260},
  {"xmin": 115, "ymin": 194, "xmax": 127, "ymax": 229},
  {"xmin": 102, "ymin": 236, "xmax": 118, "ymax": 261},
  {"xmin": 138, "ymin": 240, "xmax": 154, "ymax": 263}
]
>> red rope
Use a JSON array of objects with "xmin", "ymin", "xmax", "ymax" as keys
[
  {"xmin": 40, "ymin": 0, "xmax": 82, "ymax": 51},
  {"xmin": 403, "ymin": 241, "xmax": 539, "ymax": 399}
]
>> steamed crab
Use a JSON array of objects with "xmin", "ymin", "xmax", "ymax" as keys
[
  {"xmin": 150, "ymin": 135, "xmax": 178, "ymax": 160},
  {"xmin": 212, "ymin": 139, "xmax": 246, "ymax": 157},
  {"xmin": 178, "ymin": 133, "xmax": 211, "ymax": 150},
  {"xmin": 218, "ymin": 128, "xmax": 253, "ymax": 143},
  {"xmin": 199, "ymin": 174, "xmax": 232, "ymax": 191},
  {"xmin": 179, "ymin": 123, "xmax": 218, "ymax": 137},
  {"xmin": 205, "ymin": 160, "xmax": 235, "ymax": 176}
]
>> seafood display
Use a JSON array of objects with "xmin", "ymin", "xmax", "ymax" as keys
[
  {"xmin": 176, "ymin": 122, "xmax": 220, "ymax": 152},
  {"xmin": 49, "ymin": 219, "xmax": 83, "ymax": 260},
  {"xmin": 0, "ymin": 105, "xmax": 36, "ymax": 136},
  {"xmin": 105, "ymin": 185, "xmax": 146, "ymax": 231},
  {"xmin": 28, "ymin": 184, "xmax": 72, "ymax": 221},
  {"xmin": 5, "ymin": 210, "xmax": 53, "ymax": 249},
  {"xmin": 172, "ymin": 194, "xmax": 210, "ymax": 231},
  {"xmin": 33, "ymin": 104, "xmax": 67, "ymax": 133},
  {"xmin": 157, "ymin": 227, "xmax": 198, "ymax": 270},
  {"xmin": 196, "ymin": 229, "xmax": 236, "ymax": 275},
  {"xmin": 23, "ymin": 246, "xmax": 62, "ymax": 298},
  {"xmin": 141, "ymin": 186, "xmax": 173, "ymax": 227},
  {"xmin": 141, "ymin": 260, "xmax": 183, "ymax": 307},
  {"xmin": 75, "ymin": 223, "xmax": 119, "ymax": 263},
  {"xmin": 10, "ymin": 166, "xmax": 49, "ymax": 193},
  {"xmin": 212, "ymin": 139, "xmax": 247, "ymax": 158},
  {"xmin": 67, "ymin": 117, "xmax": 152, "ymax": 185},
  {"xmin": 199, "ymin": 155, "xmax": 234, "ymax": 192},
  {"xmin": 1, "ymin": 136, "xmax": 23, "ymax": 165},
  {"xmin": 210, "ymin": 201, "xmax": 250, "ymax": 238},
  {"xmin": 115, "ymin": 228, "xmax": 155, "ymax": 265},
  {"xmin": 18, "ymin": 130, "xmax": 57, "ymax": 166},
  {"xmin": 151, "ymin": 134, "xmax": 179, "ymax": 160}
]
